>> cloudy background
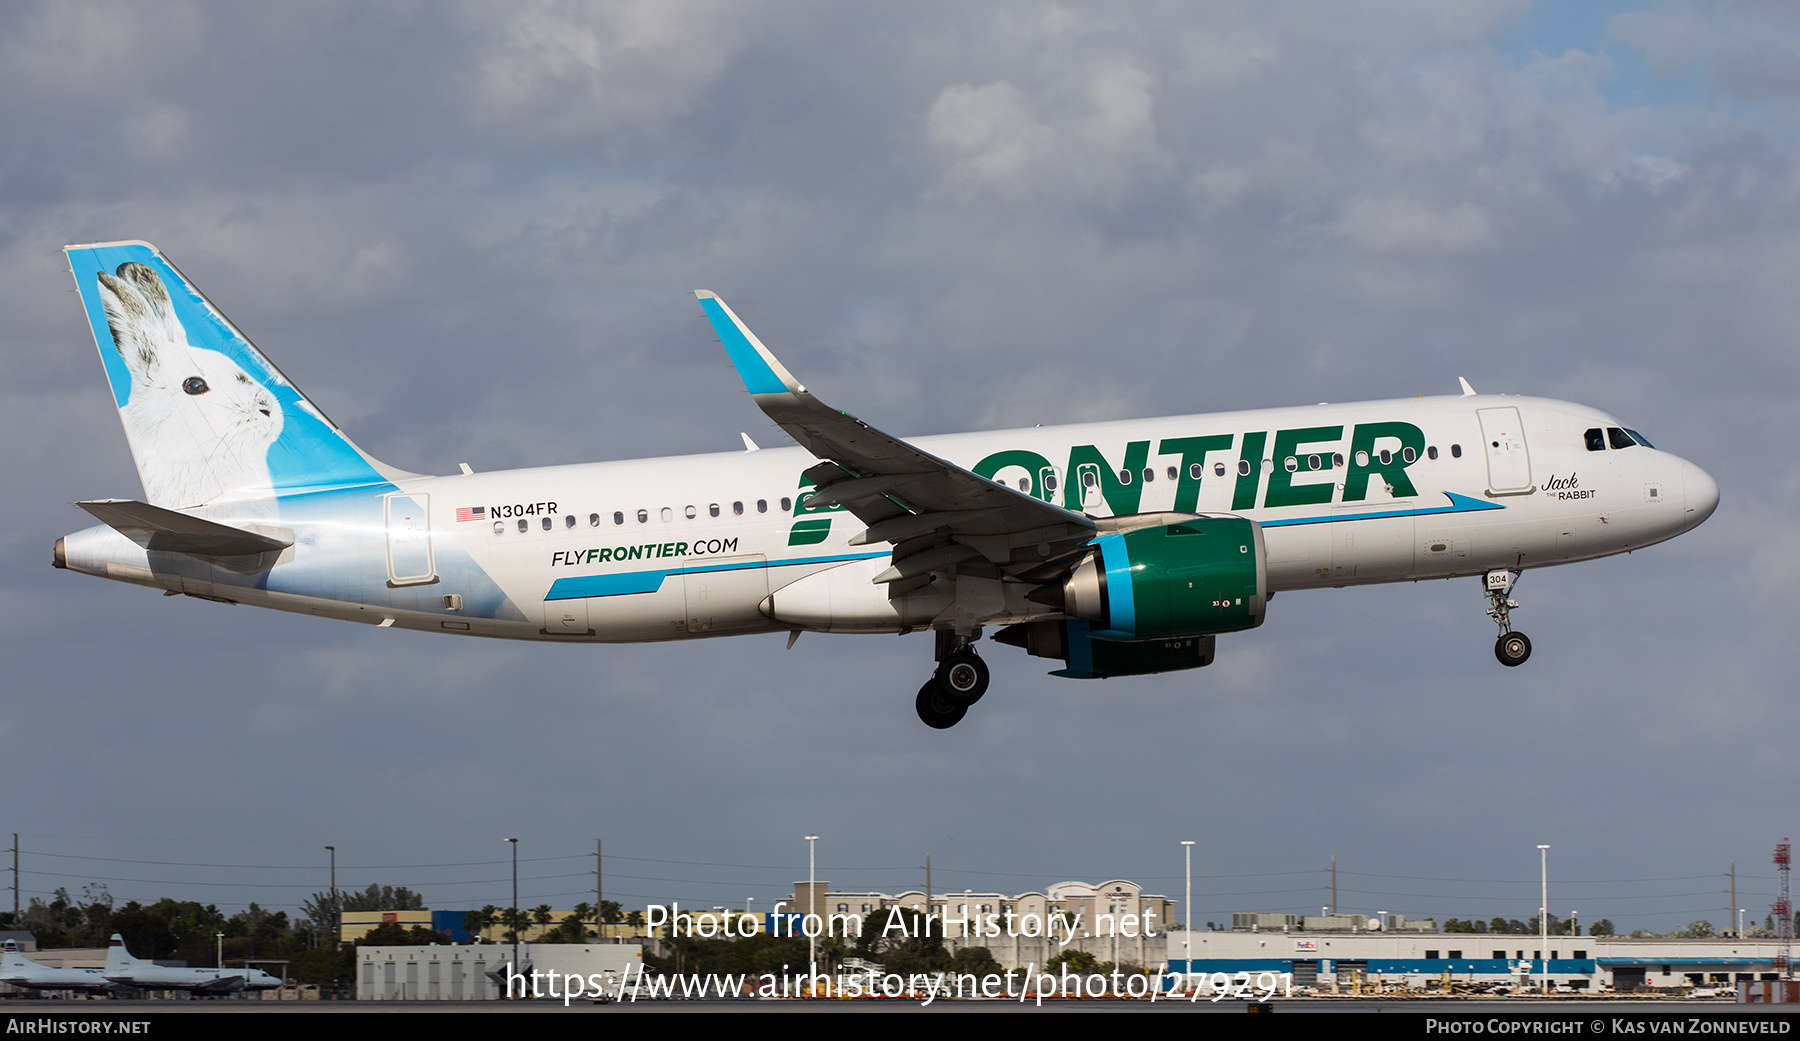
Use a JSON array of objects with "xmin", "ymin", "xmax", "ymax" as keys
[{"xmin": 1, "ymin": 1, "xmax": 1794, "ymax": 935}]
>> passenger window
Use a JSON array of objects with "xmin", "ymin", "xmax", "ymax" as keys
[
  {"xmin": 1427, "ymin": 446, "xmax": 1438, "ymax": 460},
  {"xmin": 1607, "ymin": 427, "xmax": 1636, "ymax": 450},
  {"xmin": 492, "ymin": 521, "xmax": 504, "ymax": 535},
  {"xmin": 589, "ymin": 513, "xmax": 600, "ymax": 527},
  {"xmin": 1018, "ymin": 478, "xmax": 1029, "ymax": 491},
  {"xmin": 757, "ymin": 500, "xmax": 768, "ymax": 514},
  {"xmin": 1585, "ymin": 428, "xmax": 1606, "ymax": 452},
  {"xmin": 660, "ymin": 507, "xmax": 673, "ymax": 522},
  {"xmin": 1118, "ymin": 469, "xmax": 1133, "ymax": 484},
  {"xmin": 684, "ymin": 505, "xmax": 697, "ymax": 519},
  {"xmin": 1142, "ymin": 467, "xmax": 1154, "ymax": 483},
  {"xmin": 733, "ymin": 501, "xmax": 744, "ymax": 515},
  {"xmin": 565, "ymin": 514, "xmax": 575, "ymax": 528},
  {"xmin": 1333, "ymin": 453, "xmax": 1344, "ymax": 468},
  {"xmin": 1355, "ymin": 450, "xmax": 1370, "ymax": 466},
  {"xmin": 1307, "ymin": 454, "xmax": 1321, "ymax": 471},
  {"xmin": 636, "ymin": 509, "xmax": 648, "ymax": 523},
  {"xmin": 1238, "ymin": 460, "xmax": 1251, "ymax": 476},
  {"xmin": 780, "ymin": 497, "xmax": 792, "ymax": 512},
  {"xmin": 1082, "ymin": 471, "xmax": 1097, "ymax": 488},
  {"xmin": 1044, "ymin": 473, "xmax": 1058, "ymax": 492},
  {"xmin": 1284, "ymin": 456, "xmax": 1298, "ymax": 472},
  {"xmin": 1402, "ymin": 446, "xmax": 1416, "ymax": 463},
  {"xmin": 1451, "ymin": 444, "xmax": 1462, "ymax": 458},
  {"xmin": 709, "ymin": 504, "xmax": 720, "ymax": 518},
  {"xmin": 1212, "ymin": 462, "xmax": 1224, "ymax": 477},
  {"xmin": 541, "ymin": 516, "xmax": 553, "ymax": 531},
  {"xmin": 1167, "ymin": 466, "xmax": 1178, "ymax": 481},
  {"xmin": 612, "ymin": 512, "xmax": 623, "ymax": 525},
  {"xmin": 1378, "ymin": 449, "xmax": 1392, "ymax": 465},
  {"xmin": 517, "ymin": 519, "xmax": 528, "ymax": 533}
]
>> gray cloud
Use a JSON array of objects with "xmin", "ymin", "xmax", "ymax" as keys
[{"xmin": 0, "ymin": 1, "xmax": 1791, "ymax": 931}]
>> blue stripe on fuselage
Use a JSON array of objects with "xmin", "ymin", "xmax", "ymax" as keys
[{"xmin": 544, "ymin": 550, "xmax": 889, "ymax": 600}]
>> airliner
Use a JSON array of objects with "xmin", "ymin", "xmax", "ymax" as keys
[
  {"xmin": 102, "ymin": 934, "xmax": 281, "ymax": 994},
  {"xmin": 54, "ymin": 241, "xmax": 1718, "ymax": 728},
  {"xmin": 1, "ymin": 938, "xmax": 120, "ymax": 994}
]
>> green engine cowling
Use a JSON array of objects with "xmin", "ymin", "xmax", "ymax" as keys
[
  {"xmin": 994, "ymin": 516, "xmax": 1269, "ymax": 679},
  {"xmin": 1061, "ymin": 516, "xmax": 1268, "ymax": 642}
]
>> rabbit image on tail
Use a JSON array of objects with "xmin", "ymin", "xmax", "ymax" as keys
[{"xmin": 95, "ymin": 261, "xmax": 282, "ymax": 508}]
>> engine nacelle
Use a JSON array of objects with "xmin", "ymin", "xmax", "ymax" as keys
[
  {"xmin": 994, "ymin": 618, "xmax": 1218, "ymax": 679},
  {"xmin": 1061, "ymin": 516, "xmax": 1268, "ymax": 641}
]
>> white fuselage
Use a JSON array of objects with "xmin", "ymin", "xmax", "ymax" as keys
[{"xmin": 57, "ymin": 393, "xmax": 1717, "ymax": 642}]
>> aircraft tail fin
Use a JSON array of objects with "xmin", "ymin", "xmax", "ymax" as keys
[
  {"xmin": 65, "ymin": 241, "xmax": 414, "ymax": 508},
  {"xmin": 104, "ymin": 934, "xmax": 138, "ymax": 975}
]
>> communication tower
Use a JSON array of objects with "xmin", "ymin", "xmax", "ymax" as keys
[{"xmin": 1775, "ymin": 839, "xmax": 1792, "ymax": 977}]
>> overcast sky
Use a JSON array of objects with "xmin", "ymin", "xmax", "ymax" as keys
[{"xmin": 2, "ymin": 1, "xmax": 1796, "ymax": 936}]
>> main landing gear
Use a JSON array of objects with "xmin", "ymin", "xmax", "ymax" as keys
[
  {"xmin": 1485, "ymin": 569, "xmax": 1531, "ymax": 667},
  {"xmin": 915, "ymin": 630, "xmax": 990, "ymax": 729}
]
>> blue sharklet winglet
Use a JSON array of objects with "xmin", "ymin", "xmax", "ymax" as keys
[{"xmin": 695, "ymin": 291, "xmax": 800, "ymax": 396}]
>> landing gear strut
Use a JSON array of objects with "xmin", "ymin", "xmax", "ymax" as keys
[
  {"xmin": 1485, "ymin": 569, "xmax": 1531, "ymax": 667},
  {"xmin": 914, "ymin": 630, "xmax": 990, "ymax": 728}
]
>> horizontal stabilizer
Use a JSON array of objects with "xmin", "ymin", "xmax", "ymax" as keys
[{"xmin": 77, "ymin": 499, "xmax": 292, "ymax": 557}]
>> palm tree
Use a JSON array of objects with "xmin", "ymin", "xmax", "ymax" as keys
[{"xmin": 462, "ymin": 906, "xmax": 497, "ymax": 942}]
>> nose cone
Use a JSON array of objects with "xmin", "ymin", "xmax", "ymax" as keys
[{"xmin": 1683, "ymin": 460, "xmax": 1719, "ymax": 529}]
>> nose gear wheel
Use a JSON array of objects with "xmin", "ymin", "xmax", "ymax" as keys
[{"xmin": 1484, "ymin": 569, "xmax": 1531, "ymax": 667}]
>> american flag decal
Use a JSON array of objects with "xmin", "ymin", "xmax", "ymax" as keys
[{"xmin": 455, "ymin": 506, "xmax": 486, "ymax": 523}]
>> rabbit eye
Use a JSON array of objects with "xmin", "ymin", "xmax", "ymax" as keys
[{"xmin": 182, "ymin": 377, "xmax": 210, "ymax": 395}]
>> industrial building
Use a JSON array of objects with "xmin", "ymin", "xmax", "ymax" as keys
[
  {"xmin": 356, "ymin": 941, "xmax": 643, "ymax": 1001},
  {"xmin": 1164, "ymin": 928, "xmax": 1792, "ymax": 993}
]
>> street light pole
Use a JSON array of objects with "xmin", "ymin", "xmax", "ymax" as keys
[
  {"xmin": 1538, "ymin": 844, "xmax": 1551, "ymax": 995},
  {"xmin": 805, "ymin": 834, "xmax": 820, "ymax": 991},
  {"xmin": 324, "ymin": 845, "xmax": 337, "ymax": 999},
  {"xmin": 508, "ymin": 837, "xmax": 519, "ymax": 988},
  {"xmin": 1181, "ymin": 840, "xmax": 1195, "ymax": 996}
]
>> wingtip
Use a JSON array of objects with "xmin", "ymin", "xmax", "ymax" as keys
[
  {"xmin": 1458, "ymin": 376, "xmax": 1477, "ymax": 396},
  {"xmin": 694, "ymin": 289, "xmax": 718, "ymax": 300}
]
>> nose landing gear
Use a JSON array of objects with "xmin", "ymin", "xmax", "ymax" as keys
[
  {"xmin": 914, "ymin": 630, "xmax": 990, "ymax": 728},
  {"xmin": 1485, "ymin": 569, "xmax": 1531, "ymax": 667}
]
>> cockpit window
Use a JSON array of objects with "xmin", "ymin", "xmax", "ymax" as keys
[
  {"xmin": 1624, "ymin": 428, "xmax": 1654, "ymax": 449},
  {"xmin": 1607, "ymin": 427, "xmax": 1637, "ymax": 450},
  {"xmin": 1584, "ymin": 428, "xmax": 1606, "ymax": 452}
]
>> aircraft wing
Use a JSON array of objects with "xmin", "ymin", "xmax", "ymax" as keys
[
  {"xmin": 696, "ymin": 292, "xmax": 1095, "ymax": 592},
  {"xmin": 190, "ymin": 975, "xmax": 247, "ymax": 994}
]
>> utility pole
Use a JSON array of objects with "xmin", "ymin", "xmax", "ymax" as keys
[
  {"xmin": 1538, "ymin": 845, "xmax": 1551, "ymax": 995},
  {"xmin": 508, "ymin": 837, "xmax": 519, "ymax": 987},
  {"xmin": 1182, "ymin": 841, "xmax": 1195, "ymax": 994},
  {"xmin": 595, "ymin": 839, "xmax": 603, "ymax": 941},
  {"xmin": 11, "ymin": 834, "xmax": 17, "ymax": 921},
  {"xmin": 1330, "ymin": 855, "xmax": 1337, "ymax": 916},
  {"xmin": 805, "ymin": 835, "xmax": 819, "ymax": 987},
  {"xmin": 324, "ymin": 845, "xmax": 337, "ymax": 999},
  {"xmin": 920, "ymin": 852, "xmax": 934, "ymax": 955}
]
